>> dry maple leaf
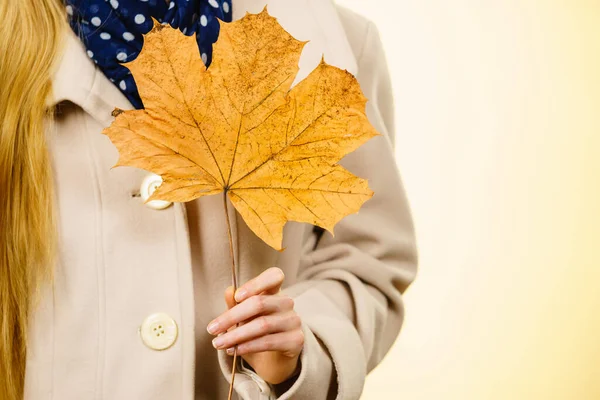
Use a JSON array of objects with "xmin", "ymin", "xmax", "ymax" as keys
[{"xmin": 103, "ymin": 9, "xmax": 380, "ymax": 250}]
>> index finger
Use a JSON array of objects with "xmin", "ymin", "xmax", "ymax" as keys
[{"xmin": 234, "ymin": 267, "xmax": 285, "ymax": 303}]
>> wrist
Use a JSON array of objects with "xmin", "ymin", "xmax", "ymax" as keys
[
  {"xmin": 272, "ymin": 355, "xmax": 302, "ymax": 395},
  {"xmin": 286, "ymin": 355, "xmax": 302, "ymax": 380}
]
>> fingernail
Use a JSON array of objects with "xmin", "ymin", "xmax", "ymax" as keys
[
  {"xmin": 226, "ymin": 347, "xmax": 234, "ymax": 355},
  {"xmin": 207, "ymin": 321, "xmax": 219, "ymax": 335},
  {"xmin": 234, "ymin": 288, "xmax": 247, "ymax": 302},
  {"xmin": 212, "ymin": 336, "xmax": 225, "ymax": 349}
]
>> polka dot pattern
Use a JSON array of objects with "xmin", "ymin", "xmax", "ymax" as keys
[
  {"xmin": 65, "ymin": 0, "xmax": 233, "ymax": 109},
  {"xmin": 134, "ymin": 14, "xmax": 146, "ymax": 24}
]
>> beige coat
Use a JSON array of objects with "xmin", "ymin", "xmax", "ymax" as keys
[{"xmin": 25, "ymin": 1, "xmax": 417, "ymax": 399}]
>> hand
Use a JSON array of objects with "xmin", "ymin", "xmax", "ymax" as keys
[{"xmin": 207, "ymin": 267, "xmax": 304, "ymax": 385}]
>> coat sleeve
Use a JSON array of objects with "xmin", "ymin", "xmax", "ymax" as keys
[{"xmin": 273, "ymin": 17, "xmax": 419, "ymax": 400}]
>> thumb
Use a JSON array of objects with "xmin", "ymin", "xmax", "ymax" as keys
[{"xmin": 224, "ymin": 285, "xmax": 236, "ymax": 310}]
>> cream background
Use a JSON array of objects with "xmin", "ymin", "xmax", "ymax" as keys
[{"xmin": 335, "ymin": 1, "xmax": 600, "ymax": 399}]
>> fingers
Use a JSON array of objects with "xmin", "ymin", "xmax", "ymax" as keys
[
  {"xmin": 234, "ymin": 267, "xmax": 285, "ymax": 303},
  {"xmin": 211, "ymin": 311, "xmax": 301, "ymax": 350},
  {"xmin": 226, "ymin": 329, "xmax": 305, "ymax": 357},
  {"xmin": 207, "ymin": 294, "xmax": 294, "ymax": 335}
]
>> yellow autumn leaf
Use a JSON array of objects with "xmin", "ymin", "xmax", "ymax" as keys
[{"xmin": 103, "ymin": 9, "xmax": 379, "ymax": 250}]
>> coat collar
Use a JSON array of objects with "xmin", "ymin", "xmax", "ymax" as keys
[
  {"xmin": 48, "ymin": 30, "xmax": 134, "ymax": 126},
  {"xmin": 49, "ymin": 0, "xmax": 357, "ymax": 125}
]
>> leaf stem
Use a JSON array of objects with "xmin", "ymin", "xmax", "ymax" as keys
[{"xmin": 223, "ymin": 190, "xmax": 239, "ymax": 400}]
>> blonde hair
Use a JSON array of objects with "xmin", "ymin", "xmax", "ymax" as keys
[{"xmin": 0, "ymin": 0, "xmax": 65, "ymax": 398}]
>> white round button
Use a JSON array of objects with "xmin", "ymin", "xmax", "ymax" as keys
[
  {"xmin": 140, "ymin": 312, "xmax": 178, "ymax": 350},
  {"xmin": 140, "ymin": 173, "xmax": 172, "ymax": 210}
]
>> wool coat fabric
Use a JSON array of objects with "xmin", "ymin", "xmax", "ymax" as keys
[{"xmin": 26, "ymin": 1, "xmax": 418, "ymax": 399}]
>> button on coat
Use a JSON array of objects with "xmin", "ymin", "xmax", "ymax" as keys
[
  {"xmin": 140, "ymin": 313, "xmax": 179, "ymax": 351},
  {"xmin": 140, "ymin": 173, "xmax": 173, "ymax": 210}
]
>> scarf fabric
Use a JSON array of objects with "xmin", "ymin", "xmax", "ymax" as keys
[{"xmin": 66, "ymin": 0, "xmax": 233, "ymax": 109}]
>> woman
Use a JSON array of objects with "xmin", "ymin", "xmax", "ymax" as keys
[{"xmin": 0, "ymin": 0, "xmax": 417, "ymax": 399}]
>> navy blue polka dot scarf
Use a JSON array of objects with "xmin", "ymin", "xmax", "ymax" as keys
[{"xmin": 66, "ymin": 0, "xmax": 233, "ymax": 109}]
